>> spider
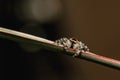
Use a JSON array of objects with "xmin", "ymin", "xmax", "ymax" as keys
[{"xmin": 55, "ymin": 37, "xmax": 89, "ymax": 57}]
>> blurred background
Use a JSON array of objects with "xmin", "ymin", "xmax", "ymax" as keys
[{"xmin": 1, "ymin": 0, "xmax": 120, "ymax": 80}]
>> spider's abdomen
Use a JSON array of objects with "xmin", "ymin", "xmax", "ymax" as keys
[{"xmin": 55, "ymin": 37, "xmax": 72, "ymax": 48}]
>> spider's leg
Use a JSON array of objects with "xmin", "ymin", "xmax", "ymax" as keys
[
  {"xmin": 62, "ymin": 43, "xmax": 70, "ymax": 52},
  {"xmin": 72, "ymin": 49, "xmax": 81, "ymax": 57}
]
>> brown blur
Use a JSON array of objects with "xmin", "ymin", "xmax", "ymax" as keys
[
  {"xmin": 58, "ymin": 0, "xmax": 120, "ymax": 80},
  {"xmin": 2, "ymin": 0, "xmax": 120, "ymax": 80}
]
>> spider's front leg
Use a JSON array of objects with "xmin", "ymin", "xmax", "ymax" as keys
[{"xmin": 72, "ymin": 49, "xmax": 85, "ymax": 57}]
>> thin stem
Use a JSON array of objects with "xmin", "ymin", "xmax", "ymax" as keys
[{"xmin": 0, "ymin": 27, "xmax": 120, "ymax": 70}]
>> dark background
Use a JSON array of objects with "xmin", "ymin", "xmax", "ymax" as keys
[{"xmin": 1, "ymin": 0, "xmax": 120, "ymax": 80}]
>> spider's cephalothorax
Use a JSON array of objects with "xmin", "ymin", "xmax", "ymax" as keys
[{"xmin": 55, "ymin": 37, "xmax": 89, "ymax": 57}]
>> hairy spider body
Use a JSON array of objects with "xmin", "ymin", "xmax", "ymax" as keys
[{"xmin": 55, "ymin": 37, "xmax": 89, "ymax": 57}]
